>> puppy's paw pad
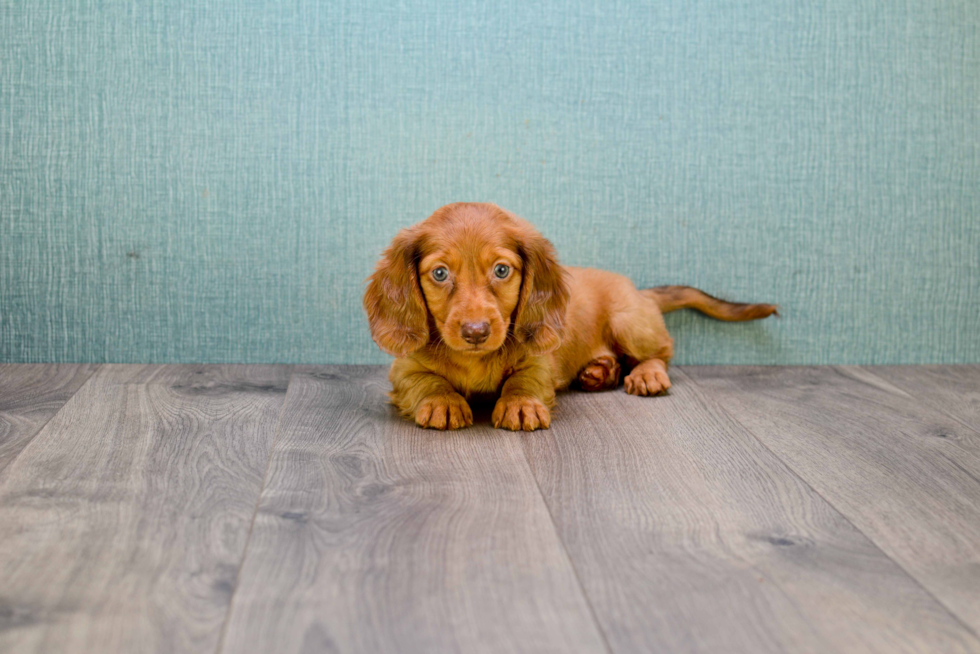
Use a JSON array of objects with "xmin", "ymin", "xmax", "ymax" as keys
[
  {"xmin": 624, "ymin": 369, "xmax": 671, "ymax": 396},
  {"xmin": 415, "ymin": 394, "xmax": 473, "ymax": 430},
  {"xmin": 492, "ymin": 396, "xmax": 551, "ymax": 431}
]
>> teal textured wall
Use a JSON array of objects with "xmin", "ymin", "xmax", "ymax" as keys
[{"xmin": 1, "ymin": 1, "xmax": 978, "ymax": 364}]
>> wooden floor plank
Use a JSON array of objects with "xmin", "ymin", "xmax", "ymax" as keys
[
  {"xmin": 861, "ymin": 365, "xmax": 980, "ymax": 431},
  {"xmin": 684, "ymin": 365, "xmax": 980, "ymax": 638},
  {"xmin": 0, "ymin": 364, "xmax": 291, "ymax": 654},
  {"xmin": 219, "ymin": 366, "xmax": 608, "ymax": 654},
  {"xmin": 523, "ymin": 368, "xmax": 980, "ymax": 654},
  {"xmin": 0, "ymin": 364, "xmax": 99, "ymax": 476}
]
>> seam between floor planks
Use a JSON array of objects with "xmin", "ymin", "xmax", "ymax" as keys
[
  {"xmin": 218, "ymin": 365, "xmax": 610, "ymax": 654},
  {"xmin": 855, "ymin": 365, "xmax": 980, "ymax": 434},
  {"xmin": 3, "ymin": 364, "xmax": 980, "ymax": 653},
  {"xmin": 675, "ymin": 365, "xmax": 980, "ymax": 644},
  {"xmin": 212, "ymin": 366, "xmax": 297, "ymax": 654},
  {"xmin": 527, "ymin": 366, "xmax": 980, "ymax": 653},
  {"xmin": 0, "ymin": 364, "xmax": 100, "ymax": 480},
  {"xmin": 0, "ymin": 364, "xmax": 293, "ymax": 654},
  {"xmin": 850, "ymin": 365, "xmax": 980, "ymax": 640},
  {"xmin": 681, "ymin": 364, "xmax": 980, "ymax": 642},
  {"xmin": 519, "ymin": 432, "xmax": 616, "ymax": 654}
]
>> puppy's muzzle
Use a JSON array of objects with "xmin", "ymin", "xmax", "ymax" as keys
[{"xmin": 461, "ymin": 321, "xmax": 491, "ymax": 345}]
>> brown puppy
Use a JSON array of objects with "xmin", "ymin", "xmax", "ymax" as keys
[{"xmin": 364, "ymin": 203, "xmax": 777, "ymax": 431}]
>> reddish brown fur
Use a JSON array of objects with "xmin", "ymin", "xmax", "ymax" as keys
[
  {"xmin": 642, "ymin": 286, "xmax": 779, "ymax": 321},
  {"xmin": 364, "ymin": 203, "xmax": 776, "ymax": 431}
]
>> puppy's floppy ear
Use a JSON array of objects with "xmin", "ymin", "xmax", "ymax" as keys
[
  {"xmin": 513, "ymin": 228, "xmax": 570, "ymax": 354},
  {"xmin": 363, "ymin": 227, "xmax": 430, "ymax": 357}
]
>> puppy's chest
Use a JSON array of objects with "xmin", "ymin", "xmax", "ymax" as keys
[{"xmin": 444, "ymin": 360, "xmax": 512, "ymax": 398}]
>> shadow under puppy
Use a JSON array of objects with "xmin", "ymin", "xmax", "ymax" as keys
[{"xmin": 364, "ymin": 203, "xmax": 776, "ymax": 431}]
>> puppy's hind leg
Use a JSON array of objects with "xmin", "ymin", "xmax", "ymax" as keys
[
  {"xmin": 577, "ymin": 354, "xmax": 621, "ymax": 391},
  {"xmin": 609, "ymin": 297, "xmax": 675, "ymax": 397}
]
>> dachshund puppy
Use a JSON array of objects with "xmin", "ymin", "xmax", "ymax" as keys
[{"xmin": 364, "ymin": 203, "xmax": 776, "ymax": 431}]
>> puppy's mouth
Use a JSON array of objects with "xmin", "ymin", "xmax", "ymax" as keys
[{"xmin": 455, "ymin": 341, "xmax": 501, "ymax": 354}]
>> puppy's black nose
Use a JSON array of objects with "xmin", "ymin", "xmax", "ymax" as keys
[{"xmin": 461, "ymin": 321, "xmax": 491, "ymax": 345}]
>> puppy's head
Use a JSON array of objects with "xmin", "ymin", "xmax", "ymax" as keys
[{"xmin": 364, "ymin": 203, "xmax": 569, "ymax": 357}]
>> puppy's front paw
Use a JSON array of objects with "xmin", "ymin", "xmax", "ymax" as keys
[
  {"xmin": 492, "ymin": 395, "xmax": 551, "ymax": 431},
  {"xmin": 624, "ymin": 366, "xmax": 671, "ymax": 396},
  {"xmin": 415, "ymin": 394, "xmax": 473, "ymax": 430}
]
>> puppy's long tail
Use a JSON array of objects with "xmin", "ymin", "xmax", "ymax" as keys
[{"xmin": 641, "ymin": 285, "xmax": 779, "ymax": 322}]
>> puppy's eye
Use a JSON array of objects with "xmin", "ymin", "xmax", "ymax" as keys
[
  {"xmin": 494, "ymin": 264, "xmax": 511, "ymax": 279},
  {"xmin": 432, "ymin": 266, "xmax": 449, "ymax": 282}
]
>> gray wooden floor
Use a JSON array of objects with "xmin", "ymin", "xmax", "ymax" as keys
[{"xmin": 1, "ymin": 365, "xmax": 979, "ymax": 654}]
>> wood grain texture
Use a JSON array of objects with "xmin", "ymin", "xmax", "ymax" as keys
[
  {"xmin": 684, "ymin": 365, "xmax": 980, "ymax": 638},
  {"xmin": 0, "ymin": 364, "xmax": 291, "ymax": 654},
  {"xmin": 219, "ymin": 366, "xmax": 608, "ymax": 654},
  {"xmin": 523, "ymin": 368, "xmax": 980, "ymax": 654},
  {"xmin": 862, "ymin": 365, "xmax": 980, "ymax": 431},
  {"xmin": 0, "ymin": 364, "xmax": 98, "ymax": 476}
]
